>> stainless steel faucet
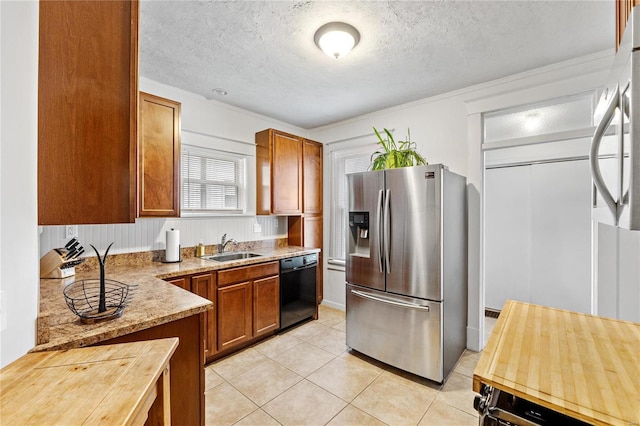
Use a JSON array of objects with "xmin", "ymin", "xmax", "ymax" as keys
[{"xmin": 219, "ymin": 233, "xmax": 238, "ymax": 253}]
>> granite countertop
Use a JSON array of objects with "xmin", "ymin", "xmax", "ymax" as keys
[{"xmin": 34, "ymin": 245, "xmax": 320, "ymax": 352}]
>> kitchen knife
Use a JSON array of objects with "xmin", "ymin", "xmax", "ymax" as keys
[
  {"xmin": 64, "ymin": 238, "xmax": 77, "ymax": 250},
  {"xmin": 67, "ymin": 240, "xmax": 80, "ymax": 253},
  {"xmin": 71, "ymin": 248, "xmax": 84, "ymax": 259}
]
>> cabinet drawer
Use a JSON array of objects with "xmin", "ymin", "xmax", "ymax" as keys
[{"xmin": 218, "ymin": 261, "xmax": 279, "ymax": 286}]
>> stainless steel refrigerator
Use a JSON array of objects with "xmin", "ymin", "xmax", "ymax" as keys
[{"xmin": 346, "ymin": 164, "xmax": 467, "ymax": 383}]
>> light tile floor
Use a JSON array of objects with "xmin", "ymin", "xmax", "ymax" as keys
[{"xmin": 205, "ymin": 305, "xmax": 485, "ymax": 426}]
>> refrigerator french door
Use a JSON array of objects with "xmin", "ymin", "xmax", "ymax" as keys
[{"xmin": 345, "ymin": 164, "xmax": 467, "ymax": 383}]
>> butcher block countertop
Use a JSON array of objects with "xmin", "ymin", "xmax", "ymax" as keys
[
  {"xmin": 35, "ymin": 245, "xmax": 318, "ymax": 352},
  {"xmin": 1, "ymin": 338, "xmax": 178, "ymax": 425},
  {"xmin": 473, "ymin": 300, "xmax": 640, "ymax": 426}
]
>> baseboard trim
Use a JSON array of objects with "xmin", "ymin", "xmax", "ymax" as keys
[{"xmin": 320, "ymin": 300, "xmax": 345, "ymax": 312}]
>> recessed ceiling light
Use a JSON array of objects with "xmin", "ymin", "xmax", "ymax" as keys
[
  {"xmin": 314, "ymin": 22, "xmax": 360, "ymax": 59},
  {"xmin": 212, "ymin": 88, "xmax": 228, "ymax": 96}
]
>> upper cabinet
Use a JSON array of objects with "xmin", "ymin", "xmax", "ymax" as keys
[
  {"xmin": 138, "ymin": 92, "xmax": 181, "ymax": 217},
  {"xmin": 256, "ymin": 129, "xmax": 303, "ymax": 215},
  {"xmin": 617, "ymin": 0, "xmax": 640, "ymax": 49},
  {"xmin": 303, "ymin": 139, "xmax": 323, "ymax": 214},
  {"xmin": 38, "ymin": 0, "xmax": 139, "ymax": 225}
]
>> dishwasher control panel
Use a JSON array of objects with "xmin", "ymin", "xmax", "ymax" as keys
[{"xmin": 280, "ymin": 254, "xmax": 318, "ymax": 271}]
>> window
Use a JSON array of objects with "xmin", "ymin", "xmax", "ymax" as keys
[
  {"xmin": 181, "ymin": 145, "xmax": 246, "ymax": 214},
  {"xmin": 329, "ymin": 145, "xmax": 376, "ymax": 265}
]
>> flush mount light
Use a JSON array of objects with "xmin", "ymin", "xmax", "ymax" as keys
[
  {"xmin": 212, "ymin": 88, "xmax": 228, "ymax": 96},
  {"xmin": 524, "ymin": 112, "xmax": 541, "ymax": 132},
  {"xmin": 314, "ymin": 22, "xmax": 360, "ymax": 59}
]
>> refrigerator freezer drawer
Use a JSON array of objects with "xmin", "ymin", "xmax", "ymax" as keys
[{"xmin": 346, "ymin": 284, "xmax": 443, "ymax": 382}]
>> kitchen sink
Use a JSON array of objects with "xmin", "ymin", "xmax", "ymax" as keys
[{"xmin": 202, "ymin": 252, "xmax": 262, "ymax": 262}]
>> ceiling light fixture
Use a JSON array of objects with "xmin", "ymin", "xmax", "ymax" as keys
[
  {"xmin": 314, "ymin": 22, "xmax": 360, "ymax": 59},
  {"xmin": 212, "ymin": 88, "xmax": 228, "ymax": 96}
]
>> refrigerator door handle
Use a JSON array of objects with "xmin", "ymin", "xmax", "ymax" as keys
[
  {"xmin": 590, "ymin": 85, "xmax": 620, "ymax": 222},
  {"xmin": 377, "ymin": 189, "xmax": 384, "ymax": 272},
  {"xmin": 384, "ymin": 189, "xmax": 391, "ymax": 273},
  {"xmin": 351, "ymin": 289, "xmax": 430, "ymax": 311}
]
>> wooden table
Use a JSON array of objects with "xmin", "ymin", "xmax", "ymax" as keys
[
  {"xmin": 1, "ymin": 338, "xmax": 178, "ymax": 425},
  {"xmin": 473, "ymin": 300, "xmax": 640, "ymax": 426}
]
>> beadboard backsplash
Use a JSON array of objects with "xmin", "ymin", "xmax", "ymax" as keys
[{"xmin": 39, "ymin": 216, "xmax": 287, "ymax": 257}]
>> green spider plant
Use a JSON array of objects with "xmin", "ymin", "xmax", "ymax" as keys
[{"xmin": 370, "ymin": 127, "xmax": 428, "ymax": 170}]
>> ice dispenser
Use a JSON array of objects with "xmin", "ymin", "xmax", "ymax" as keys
[{"xmin": 348, "ymin": 211, "xmax": 370, "ymax": 257}]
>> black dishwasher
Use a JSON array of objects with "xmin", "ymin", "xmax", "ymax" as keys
[{"xmin": 279, "ymin": 254, "xmax": 317, "ymax": 330}]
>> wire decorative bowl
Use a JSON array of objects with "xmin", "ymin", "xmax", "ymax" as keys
[{"xmin": 63, "ymin": 279, "xmax": 138, "ymax": 324}]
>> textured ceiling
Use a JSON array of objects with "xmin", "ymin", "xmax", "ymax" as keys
[{"xmin": 140, "ymin": 0, "xmax": 614, "ymax": 129}]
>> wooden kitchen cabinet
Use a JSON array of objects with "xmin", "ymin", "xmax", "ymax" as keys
[
  {"xmin": 216, "ymin": 281, "xmax": 253, "ymax": 351},
  {"xmin": 38, "ymin": 0, "xmax": 138, "ymax": 225},
  {"xmin": 166, "ymin": 272, "xmax": 217, "ymax": 360},
  {"xmin": 167, "ymin": 276, "xmax": 189, "ymax": 291},
  {"xmin": 256, "ymin": 129, "xmax": 303, "ymax": 215},
  {"xmin": 288, "ymin": 138, "xmax": 324, "ymax": 300},
  {"xmin": 191, "ymin": 273, "xmax": 217, "ymax": 359},
  {"xmin": 138, "ymin": 92, "xmax": 181, "ymax": 217},
  {"xmin": 257, "ymin": 129, "xmax": 324, "ymax": 301},
  {"xmin": 216, "ymin": 261, "xmax": 279, "ymax": 353},
  {"xmin": 617, "ymin": 0, "xmax": 640, "ymax": 49},
  {"xmin": 252, "ymin": 275, "xmax": 280, "ymax": 337},
  {"xmin": 303, "ymin": 139, "xmax": 323, "ymax": 214}
]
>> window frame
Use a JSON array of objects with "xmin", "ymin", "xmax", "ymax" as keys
[
  {"xmin": 328, "ymin": 143, "xmax": 377, "ymax": 267},
  {"xmin": 180, "ymin": 144, "xmax": 247, "ymax": 216}
]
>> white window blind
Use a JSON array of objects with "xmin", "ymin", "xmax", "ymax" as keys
[
  {"xmin": 329, "ymin": 145, "xmax": 376, "ymax": 264},
  {"xmin": 181, "ymin": 145, "xmax": 245, "ymax": 214}
]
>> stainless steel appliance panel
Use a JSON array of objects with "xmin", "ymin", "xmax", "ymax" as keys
[
  {"xmin": 346, "ymin": 283, "xmax": 443, "ymax": 382},
  {"xmin": 346, "ymin": 170, "xmax": 385, "ymax": 291},
  {"xmin": 591, "ymin": 7, "xmax": 640, "ymax": 230},
  {"xmin": 385, "ymin": 165, "xmax": 442, "ymax": 301}
]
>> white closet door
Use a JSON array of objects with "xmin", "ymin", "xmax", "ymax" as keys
[
  {"xmin": 529, "ymin": 160, "xmax": 592, "ymax": 313},
  {"xmin": 484, "ymin": 166, "xmax": 532, "ymax": 310}
]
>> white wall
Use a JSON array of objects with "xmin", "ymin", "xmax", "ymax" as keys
[
  {"xmin": 40, "ymin": 78, "xmax": 307, "ymax": 255},
  {"xmin": 0, "ymin": 1, "xmax": 39, "ymax": 367},
  {"xmin": 39, "ymin": 216, "xmax": 287, "ymax": 257},
  {"xmin": 310, "ymin": 51, "xmax": 612, "ymax": 351}
]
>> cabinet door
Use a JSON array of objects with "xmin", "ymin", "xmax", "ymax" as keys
[
  {"xmin": 253, "ymin": 275, "xmax": 280, "ymax": 337},
  {"xmin": 167, "ymin": 277, "xmax": 189, "ymax": 291},
  {"xmin": 38, "ymin": 1, "xmax": 138, "ymax": 225},
  {"xmin": 303, "ymin": 140, "xmax": 323, "ymax": 214},
  {"xmin": 191, "ymin": 273, "xmax": 216, "ymax": 358},
  {"xmin": 217, "ymin": 281, "xmax": 252, "ymax": 351},
  {"xmin": 272, "ymin": 131, "xmax": 302, "ymax": 214},
  {"xmin": 138, "ymin": 92, "xmax": 181, "ymax": 217}
]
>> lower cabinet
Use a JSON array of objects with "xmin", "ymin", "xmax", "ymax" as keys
[
  {"xmin": 217, "ymin": 261, "xmax": 280, "ymax": 353},
  {"xmin": 166, "ymin": 272, "xmax": 216, "ymax": 360},
  {"xmin": 191, "ymin": 273, "xmax": 217, "ymax": 359},
  {"xmin": 165, "ymin": 261, "xmax": 280, "ymax": 361},
  {"xmin": 217, "ymin": 281, "xmax": 253, "ymax": 351},
  {"xmin": 253, "ymin": 275, "xmax": 280, "ymax": 337}
]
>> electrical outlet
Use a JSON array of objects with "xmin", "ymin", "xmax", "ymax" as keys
[
  {"xmin": 273, "ymin": 218, "xmax": 278, "ymax": 229},
  {"xmin": 253, "ymin": 223, "xmax": 262, "ymax": 233},
  {"xmin": 64, "ymin": 225, "xmax": 78, "ymax": 239}
]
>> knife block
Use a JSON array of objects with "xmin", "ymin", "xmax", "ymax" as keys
[{"xmin": 40, "ymin": 249, "xmax": 79, "ymax": 279}]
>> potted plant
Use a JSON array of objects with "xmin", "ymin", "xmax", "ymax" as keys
[{"xmin": 370, "ymin": 127, "xmax": 428, "ymax": 170}]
